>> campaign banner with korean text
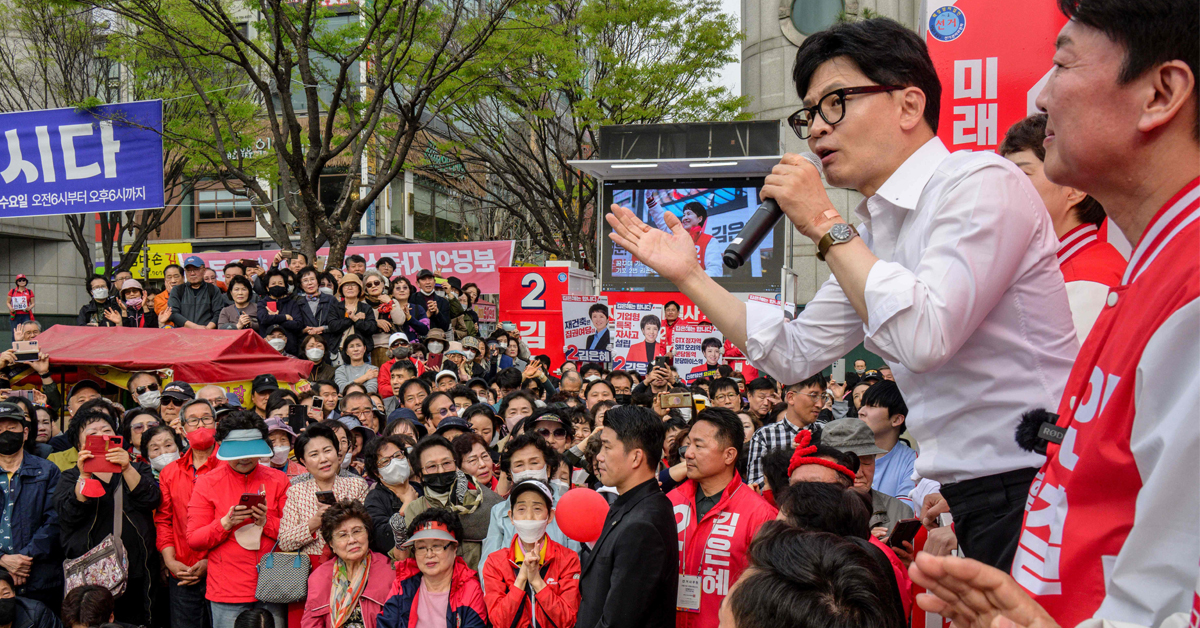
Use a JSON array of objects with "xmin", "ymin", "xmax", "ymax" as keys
[
  {"xmin": 185, "ymin": 240, "xmax": 514, "ymax": 294},
  {"xmin": 0, "ymin": 100, "xmax": 164, "ymax": 217},
  {"xmin": 611, "ymin": 301, "xmax": 663, "ymax": 375},
  {"xmin": 923, "ymin": 1, "xmax": 1066, "ymax": 153},
  {"xmin": 562, "ymin": 295, "xmax": 611, "ymax": 364},
  {"xmin": 497, "ymin": 267, "xmax": 570, "ymax": 371},
  {"xmin": 672, "ymin": 324, "xmax": 724, "ymax": 384}
]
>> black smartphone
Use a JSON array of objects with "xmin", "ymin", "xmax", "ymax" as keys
[
  {"xmin": 887, "ymin": 518, "xmax": 922, "ymax": 549},
  {"xmin": 286, "ymin": 404, "xmax": 307, "ymax": 434},
  {"xmin": 315, "ymin": 490, "xmax": 337, "ymax": 506},
  {"xmin": 654, "ymin": 355, "xmax": 673, "ymax": 369}
]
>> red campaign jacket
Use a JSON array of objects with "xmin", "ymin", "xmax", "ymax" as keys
[
  {"xmin": 481, "ymin": 536, "xmax": 581, "ymax": 628},
  {"xmin": 185, "ymin": 463, "xmax": 291, "ymax": 603},
  {"xmin": 154, "ymin": 448, "xmax": 224, "ymax": 567},
  {"xmin": 378, "ymin": 557, "xmax": 487, "ymax": 628},
  {"xmin": 668, "ymin": 474, "xmax": 777, "ymax": 628},
  {"xmin": 1056, "ymin": 223, "xmax": 1127, "ymax": 342},
  {"xmin": 1013, "ymin": 179, "xmax": 1200, "ymax": 626}
]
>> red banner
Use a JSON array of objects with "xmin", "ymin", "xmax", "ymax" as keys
[
  {"xmin": 498, "ymin": 267, "xmax": 572, "ymax": 371},
  {"xmin": 924, "ymin": 0, "xmax": 1066, "ymax": 153},
  {"xmin": 182, "ymin": 241, "xmax": 514, "ymax": 294}
]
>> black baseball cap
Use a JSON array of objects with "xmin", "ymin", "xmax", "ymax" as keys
[
  {"xmin": 67, "ymin": 379, "xmax": 104, "ymax": 401},
  {"xmin": 162, "ymin": 381, "xmax": 195, "ymax": 402},
  {"xmin": 434, "ymin": 417, "xmax": 471, "ymax": 436},
  {"xmin": 416, "ymin": 269, "xmax": 435, "ymax": 280},
  {"xmin": 252, "ymin": 374, "xmax": 279, "ymax": 394},
  {"xmin": 859, "ymin": 370, "xmax": 883, "ymax": 384},
  {"xmin": 0, "ymin": 402, "xmax": 26, "ymax": 425}
]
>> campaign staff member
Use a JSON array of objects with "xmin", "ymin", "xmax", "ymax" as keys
[
  {"xmin": 583, "ymin": 303, "xmax": 611, "ymax": 352},
  {"xmin": 607, "ymin": 18, "xmax": 1078, "ymax": 571},
  {"xmin": 649, "ymin": 200, "xmax": 722, "ymax": 275}
]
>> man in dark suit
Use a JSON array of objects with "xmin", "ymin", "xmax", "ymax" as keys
[
  {"xmin": 577, "ymin": 405, "xmax": 677, "ymax": 628},
  {"xmin": 583, "ymin": 302, "xmax": 611, "ymax": 351}
]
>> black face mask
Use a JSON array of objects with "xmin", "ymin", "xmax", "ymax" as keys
[
  {"xmin": 0, "ymin": 597, "xmax": 14, "ymax": 624},
  {"xmin": 423, "ymin": 470, "xmax": 457, "ymax": 494},
  {"xmin": 268, "ymin": 286, "xmax": 288, "ymax": 298},
  {"xmin": 0, "ymin": 431, "xmax": 23, "ymax": 456},
  {"xmin": 614, "ymin": 394, "xmax": 632, "ymax": 406}
]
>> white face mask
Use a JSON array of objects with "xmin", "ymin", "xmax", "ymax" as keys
[
  {"xmin": 550, "ymin": 479, "xmax": 570, "ymax": 494},
  {"xmin": 137, "ymin": 390, "xmax": 161, "ymax": 409},
  {"xmin": 584, "ymin": 375, "xmax": 601, "ymax": 382},
  {"xmin": 268, "ymin": 337, "xmax": 287, "ymax": 352},
  {"xmin": 512, "ymin": 467, "xmax": 548, "ymax": 484},
  {"xmin": 270, "ymin": 445, "xmax": 290, "ymax": 466},
  {"xmin": 319, "ymin": 286, "xmax": 335, "ymax": 296},
  {"xmin": 677, "ymin": 407, "xmax": 692, "ymax": 421},
  {"xmin": 92, "ymin": 288, "xmax": 109, "ymax": 301},
  {"xmin": 341, "ymin": 452, "xmax": 352, "ymax": 469},
  {"xmin": 379, "ymin": 458, "xmax": 411, "ymax": 485},
  {"xmin": 305, "ymin": 348, "xmax": 325, "ymax": 361},
  {"xmin": 464, "ymin": 350, "xmax": 477, "ymax": 361},
  {"xmin": 150, "ymin": 451, "xmax": 180, "ymax": 472},
  {"xmin": 855, "ymin": 367, "xmax": 866, "ymax": 375},
  {"xmin": 512, "ymin": 518, "xmax": 550, "ymax": 545},
  {"xmin": 427, "ymin": 342, "xmax": 444, "ymax": 354}
]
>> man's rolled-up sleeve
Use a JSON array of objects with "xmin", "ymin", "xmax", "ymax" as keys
[{"xmin": 744, "ymin": 278, "xmax": 864, "ymax": 386}]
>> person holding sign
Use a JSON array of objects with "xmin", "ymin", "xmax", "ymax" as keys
[
  {"xmin": 6, "ymin": 275, "xmax": 33, "ymax": 342},
  {"xmin": 607, "ymin": 17, "xmax": 1078, "ymax": 572}
]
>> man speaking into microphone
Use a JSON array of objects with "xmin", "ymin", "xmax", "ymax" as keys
[{"xmin": 607, "ymin": 17, "xmax": 1079, "ymax": 571}]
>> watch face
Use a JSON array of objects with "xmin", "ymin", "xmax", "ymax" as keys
[{"xmin": 830, "ymin": 222, "xmax": 853, "ymax": 242}]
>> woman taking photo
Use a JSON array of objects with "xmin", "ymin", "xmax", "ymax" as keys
[
  {"xmin": 362, "ymin": 435, "xmax": 421, "ymax": 557},
  {"xmin": 335, "ymin": 335, "xmax": 379, "ymax": 395},
  {"xmin": 481, "ymin": 479, "xmax": 580, "ymax": 628},
  {"xmin": 389, "ymin": 277, "xmax": 428, "ymax": 340},
  {"xmin": 376, "ymin": 509, "xmax": 487, "ymax": 628},
  {"xmin": 302, "ymin": 501, "xmax": 396, "ymax": 628},
  {"xmin": 218, "ymin": 275, "xmax": 260, "ymax": 332}
]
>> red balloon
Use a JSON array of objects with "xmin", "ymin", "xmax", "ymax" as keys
[{"xmin": 555, "ymin": 488, "xmax": 609, "ymax": 543}]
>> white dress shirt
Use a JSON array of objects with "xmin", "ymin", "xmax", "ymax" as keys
[{"xmin": 745, "ymin": 138, "xmax": 1079, "ymax": 484}]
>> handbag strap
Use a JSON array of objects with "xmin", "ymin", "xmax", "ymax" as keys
[{"xmin": 112, "ymin": 476, "xmax": 123, "ymax": 540}]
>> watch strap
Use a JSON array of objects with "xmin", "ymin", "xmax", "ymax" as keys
[{"xmin": 816, "ymin": 223, "xmax": 858, "ymax": 262}]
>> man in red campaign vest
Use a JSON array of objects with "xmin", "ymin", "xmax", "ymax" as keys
[
  {"xmin": 909, "ymin": 0, "xmax": 1199, "ymax": 626},
  {"xmin": 668, "ymin": 408, "xmax": 776, "ymax": 628},
  {"xmin": 999, "ymin": 114, "xmax": 1127, "ymax": 344}
]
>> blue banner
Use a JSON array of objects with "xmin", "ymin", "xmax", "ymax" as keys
[{"xmin": 0, "ymin": 100, "xmax": 164, "ymax": 218}]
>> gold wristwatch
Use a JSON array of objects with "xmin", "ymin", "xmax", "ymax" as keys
[{"xmin": 817, "ymin": 222, "xmax": 859, "ymax": 262}]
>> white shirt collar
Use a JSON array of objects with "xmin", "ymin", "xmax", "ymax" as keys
[{"xmin": 855, "ymin": 137, "xmax": 951, "ymax": 221}]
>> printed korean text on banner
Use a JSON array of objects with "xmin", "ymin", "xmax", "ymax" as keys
[
  {"xmin": 0, "ymin": 100, "xmax": 164, "ymax": 218},
  {"xmin": 184, "ymin": 241, "xmax": 515, "ymax": 294},
  {"xmin": 562, "ymin": 295, "xmax": 611, "ymax": 364},
  {"xmin": 474, "ymin": 301, "xmax": 498, "ymax": 323},
  {"xmin": 611, "ymin": 302, "xmax": 663, "ymax": 376},
  {"xmin": 672, "ymin": 324, "xmax": 725, "ymax": 384}
]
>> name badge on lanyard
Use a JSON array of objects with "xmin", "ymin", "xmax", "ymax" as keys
[{"xmin": 677, "ymin": 574, "xmax": 701, "ymax": 612}]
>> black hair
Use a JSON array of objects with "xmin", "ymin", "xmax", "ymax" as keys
[
  {"xmin": 215, "ymin": 408, "xmax": 268, "ymax": 443},
  {"xmin": 420, "ymin": 391, "xmax": 452, "ymax": 423},
  {"xmin": 88, "ymin": 275, "xmax": 109, "ymax": 290},
  {"xmin": 999, "ymin": 114, "xmax": 1107, "ymax": 226},
  {"xmin": 448, "ymin": 385, "xmax": 479, "ymax": 405},
  {"xmin": 66, "ymin": 407, "xmax": 119, "ymax": 451},
  {"xmin": 664, "ymin": 300, "xmax": 680, "ymax": 311},
  {"xmin": 860, "ymin": 379, "xmax": 908, "ymax": 434},
  {"xmin": 498, "ymin": 390, "xmax": 536, "ymax": 419},
  {"xmin": 265, "ymin": 389, "xmax": 298, "ymax": 417},
  {"xmin": 233, "ymin": 608, "xmax": 276, "ymax": 628},
  {"xmin": 786, "ymin": 372, "xmax": 826, "ymax": 393},
  {"xmin": 319, "ymin": 499, "xmax": 373, "ymax": 548},
  {"xmin": 223, "ymin": 261, "xmax": 246, "ymax": 273},
  {"xmin": 384, "ymin": 416, "xmax": 427, "ymax": 440},
  {"xmin": 226, "ymin": 274, "xmax": 255, "ymax": 299},
  {"xmin": 294, "ymin": 423, "xmax": 340, "ymax": 460},
  {"xmin": 682, "ymin": 201, "xmax": 708, "ymax": 224},
  {"xmin": 501, "ymin": 432, "xmax": 561, "ymax": 476},
  {"xmin": 1057, "ymin": 0, "xmax": 1197, "ymax": 140},
  {"xmin": 588, "ymin": 302, "xmax": 610, "ymax": 318},
  {"xmin": 340, "ymin": 390, "xmax": 373, "ymax": 412},
  {"xmin": 584, "ymin": 379, "xmax": 614, "ymax": 400},
  {"xmin": 639, "ymin": 314, "xmax": 661, "ymax": 331},
  {"xmin": 62, "ymin": 584, "xmax": 116, "ymax": 628},
  {"xmin": 601, "ymin": 405, "xmax": 665, "ymax": 466},
  {"xmin": 346, "ymin": 254, "xmax": 366, "ymax": 266},
  {"xmin": 398, "ymin": 378, "xmax": 431, "ymax": 406},
  {"xmin": 451, "ymin": 432, "xmax": 491, "ymax": 468},
  {"xmin": 777, "ymin": 481, "xmax": 871, "ymax": 539},
  {"xmin": 460, "ymin": 403, "xmax": 499, "ymax": 431},
  {"xmin": 533, "ymin": 355, "xmax": 552, "ymax": 370},
  {"xmin": 717, "ymin": 364, "xmax": 734, "ymax": 377},
  {"xmin": 729, "ymin": 523, "xmax": 903, "ymax": 628},
  {"xmin": 746, "ymin": 376, "xmax": 776, "ymax": 395},
  {"xmin": 699, "ymin": 337, "xmax": 723, "ymax": 354},
  {"xmin": 139, "ymin": 424, "xmax": 183, "ymax": 461},
  {"xmin": 392, "ymin": 360, "xmax": 418, "ymax": 378},
  {"xmin": 265, "ymin": 267, "xmax": 291, "ymax": 290},
  {"xmin": 690, "ymin": 407, "xmax": 745, "ymax": 463},
  {"xmin": 0, "ymin": 566, "xmax": 11, "ymax": 590},
  {"xmin": 709, "ymin": 377, "xmax": 740, "ymax": 399},
  {"xmin": 578, "ymin": 362, "xmax": 606, "ymax": 379},
  {"xmin": 363, "ymin": 434, "xmax": 416, "ymax": 483},
  {"xmin": 163, "ymin": 263, "xmax": 185, "ymax": 277},
  {"xmin": 607, "ymin": 370, "xmax": 633, "ymax": 389},
  {"xmin": 406, "ymin": 507, "xmax": 464, "ymax": 544},
  {"xmin": 761, "ymin": 447, "xmax": 793, "ymax": 496},
  {"xmin": 495, "ymin": 367, "xmax": 523, "ymax": 392},
  {"xmin": 792, "ymin": 17, "xmax": 942, "ymax": 134},
  {"xmin": 410, "ymin": 434, "xmax": 455, "ymax": 473},
  {"xmin": 341, "ymin": 334, "xmax": 367, "ymax": 360},
  {"xmin": 375, "ymin": 256, "xmax": 396, "ymax": 270}
]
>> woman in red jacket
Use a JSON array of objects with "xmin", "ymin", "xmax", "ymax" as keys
[
  {"xmin": 303, "ymin": 500, "xmax": 396, "ymax": 628},
  {"xmin": 481, "ymin": 479, "xmax": 581, "ymax": 628},
  {"xmin": 185, "ymin": 409, "xmax": 291, "ymax": 628}
]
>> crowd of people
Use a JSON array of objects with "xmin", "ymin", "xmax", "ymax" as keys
[{"xmin": 0, "ymin": 1, "xmax": 1194, "ymax": 627}]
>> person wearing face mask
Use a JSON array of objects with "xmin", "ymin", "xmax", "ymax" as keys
[
  {"xmin": 845, "ymin": 358, "xmax": 868, "ymax": 391},
  {"xmin": 481, "ymin": 479, "xmax": 581, "ymax": 628},
  {"xmin": 0, "ymin": 402, "xmax": 61, "ymax": 615},
  {"xmin": 125, "ymin": 371, "xmax": 162, "ymax": 411},
  {"xmin": 262, "ymin": 418, "xmax": 303, "ymax": 482},
  {"xmin": 363, "ymin": 435, "xmax": 421, "ymax": 558},
  {"xmin": 155, "ymin": 398, "xmax": 222, "ymax": 628},
  {"xmin": 400, "ymin": 435, "xmax": 503, "ymax": 571},
  {"xmin": 116, "ymin": 279, "xmax": 162, "ymax": 329},
  {"xmin": 140, "ymin": 424, "xmax": 183, "ymax": 479},
  {"xmin": 75, "ymin": 276, "xmax": 123, "ymax": 327},
  {"xmin": 301, "ymin": 334, "xmax": 337, "ymax": 383},
  {"xmin": 423, "ymin": 328, "xmax": 447, "ymax": 371},
  {"xmin": 0, "ymin": 565, "xmax": 59, "ymax": 628},
  {"xmin": 477, "ymin": 433, "xmax": 580, "ymax": 588},
  {"xmin": 263, "ymin": 325, "xmax": 293, "ymax": 357},
  {"xmin": 376, "ymin": 333, "xmax": 414, "ymax": 399},
  {"xmin": 256, "ymin": 268, "xmax": 305, "ymax": 356}
]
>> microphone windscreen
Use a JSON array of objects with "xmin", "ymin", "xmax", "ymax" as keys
[{"xmin": 799, "ymin": 152, "xmax": 824, "ymax": 177}]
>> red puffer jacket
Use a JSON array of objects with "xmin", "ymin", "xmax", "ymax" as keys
[{"xmin": 480, "ymin": 536, "xmax": 580, "ymax": 628}]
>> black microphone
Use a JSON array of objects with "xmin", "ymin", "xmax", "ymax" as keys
[{"xmin": 722, "ymin": 152, "xmax": 823, "ymax": 269}]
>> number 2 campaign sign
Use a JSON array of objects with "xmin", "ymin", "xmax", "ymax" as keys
[{"xmin": 0, "ymin": 100, "xmax": 164, "ymax": 218}]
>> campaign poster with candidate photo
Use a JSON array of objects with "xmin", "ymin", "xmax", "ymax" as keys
[
  {"xmin": 672, "ymin": 324, "xmax": 725, "ymax": 384},
  {"xmin": 611, "ymin": 301, "xmax": 664, "ymax": 375},
  {"xmin": 562, "ymin": 295, "xmax": 611, "ymax": 364}
]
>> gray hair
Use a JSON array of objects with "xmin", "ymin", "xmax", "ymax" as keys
[
  {"xmin": 179, "ymin": 398, "xmax": 216, "ymax": 422},
  {"xmin": 362, "ymin": 270, "xmax": 389, "ymax": 291}
]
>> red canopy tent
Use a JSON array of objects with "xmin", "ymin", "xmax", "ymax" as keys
[{"xmin": 33, "ymin": 326, "xmax": 313, "ymax": 384}]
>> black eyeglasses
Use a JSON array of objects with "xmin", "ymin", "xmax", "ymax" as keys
[
  {"xmin": 135, "ymin": 383, "xmax": 160, "ymax": 395},
  {"xmin": 788, "ymin": 85, "xmax": 903, "ymax": 139}
]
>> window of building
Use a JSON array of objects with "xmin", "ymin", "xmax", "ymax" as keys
[{"xmin": 194, "ymin": 186, "xmax": 256, "ymax": 238}]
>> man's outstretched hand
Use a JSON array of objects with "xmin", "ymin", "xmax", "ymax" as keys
[
  {"xmin": 909, "ymin": 552, "xmax": 1061, "ymax": 628},
  {"xmin": 606, "ymin": 204, "xmax": 702, "ymax": 284}
]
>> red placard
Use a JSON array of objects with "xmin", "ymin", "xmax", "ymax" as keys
[
  {"xmin": 498, "ymin": 267, "xmax": 571, "ymax": 371},
  {"xmin": 925, "ymin": 0, "xmax": 1066, "ymax": 153}
]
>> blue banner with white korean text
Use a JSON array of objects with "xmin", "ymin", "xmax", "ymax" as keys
[{"xmin": 0, "ymin": 100, "xmax": 164, "ymax": 218}]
